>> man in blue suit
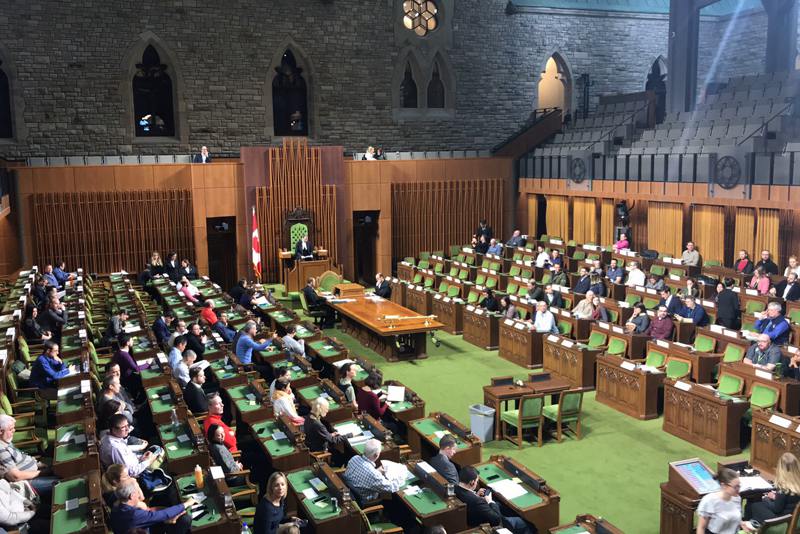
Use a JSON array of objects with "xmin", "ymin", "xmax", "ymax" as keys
[
  {"xmin": 151, "ymin": 311, "xmax": 175, "ymax": 346},
  {"xmin": 675, "ymin": 296, "xmax": 709, "ymax": 327},
  {"xmin": 755, "ymin": 302, "xmax": 791, "ymax": 345},
  {"xmin": 657, "ymin": 287, "xmax": 683, "ymax": 315}
]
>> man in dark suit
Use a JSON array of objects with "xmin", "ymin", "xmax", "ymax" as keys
[
  {"xmin": 193, "ymin": 145, "xmax": 212, "ymax": 164},
  {"xmin": 773, "ymin": 273, "xmax": 800, "ymax": 302},
  {"xmin": 32, "ymin": 276, "xmax": 48, "ymax": 309},
  {"xmin": 715, "ymin": 279, "xmax": 741, "ymax": 329},
  {"xmin": 180, "ymin": 259, "xmax": 198, "ymax": 280},
  {"xmin": 573, "ymin": 268, "xmax": 591, "ymax": 294},
  {"xmin": 374, "ymin": 273, "xmax": 391, "ymax": 299},
  {"xmin": 165, "ymin": 252, "xmax": 180, "ymax": 282},
  {"xmin": 455, "ymin": 466, "xmax": 532, "ymax": 533},
  {"xmin": 755, "ymin": 250, "xmax": 779, "ymax": 276},
  {"xmin": 183, "ymin": 367, "xmax": 209, "ymax": 414},
  {"xmin": 295, "ymin": 235, "xmax": 314, "ymax": 261},
  {"xmin": 303, "ymin": 278, "xmax": 333, "ymax": 327},
  {"xmin": 151, "ymin": 311, "xmax": 175, "ymax": 346},
  {"xmin": 733, "ymin": 249, "xmax": 755, "ymax": 274},
  {"xmin": 506, "ymin": 229, "xmax": 526, "ymax": 248},
  {"xmin": 676, "ymin": 296, "xmax": 709, "ymax": 327},
  {"xmin": 474, "ymin": 219, "xmax": 492, "ymax": 242},
  {"xmin": 428, "ymin": 435, "xmax": 458, "ymax": 485},
  {"xmin": 657, "ymin": 287, "xmax": 683, "ymax": 315}
]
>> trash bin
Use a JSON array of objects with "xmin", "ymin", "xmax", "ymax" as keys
[{"xmin": 469, "ymin": 404, "xmax": 496, "ymax": 443}]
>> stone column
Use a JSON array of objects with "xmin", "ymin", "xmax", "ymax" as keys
[
  {"xmin": 667, "ymin": 0, "xmax": 701, "ymax": 113},
  {"xmin": 762, "ymin": 0, "xmax": 798, "ymax": 73}
]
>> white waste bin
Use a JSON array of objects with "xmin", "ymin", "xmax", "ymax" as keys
[{"xmin": 469, "ymin": 404, "xmax": 495, "ymax": 443}]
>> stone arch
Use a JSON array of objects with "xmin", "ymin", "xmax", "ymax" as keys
[
  {"xmin": 645, "ymin": 55, "xmax": 668, "ymax": 123},
  {"xmin": 264, "ymin": 37, "xmax": 318, "ymax": 139},
  {"xmin": 537, "ymin": 49, "xmax": 574, "ymax": 118},
  {"xmin": 392, "ymin": 48, "xmax": 425, "ymax": 110},
  {"xmin": 120, "ymin": 31, "xmax": 187, "ymax": 145},
  {"xmin": 424, "ymin": 50, "xmax": 455, "ymax": 109},
  {"xmin": 0, "ymin": 41, "xmax": 26, "ymax": 143}
]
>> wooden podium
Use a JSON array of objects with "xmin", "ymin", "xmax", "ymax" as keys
[
  {"xmin": 279, "ymin": 251, "xmax": 334, "ymax": 292},
  {"xmin": 660, "ymin": 458, "xmax": 720, "ymax": 533}
]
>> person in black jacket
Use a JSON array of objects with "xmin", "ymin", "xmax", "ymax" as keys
[
  {"xmin": 573, "ymin": 268, "xmax": 591, "ymax": 295},
  {"xmin": 474, "ymin": 219, "xmax": 492, "ymax": 242},
  {"xmin": 185, "ymin": 323, "xmax": 208, "ymax": 359},
  {"xmin": 302, "ymin": 398, "xmax": 347, "ymax": 465},
  {"xmin": 480, "ymin": 290, "xmax": 499, "ymax": 312},
  {"xmin": 755, "ymin": 250, "xmax": 780, "ymax": 276},
  {"xmin": 183, "ymin": 367, "xmax": 209, "ymax": 414},
  {"xmin": 715, "ymin": 278, "xmax": 741, "ymax": 329},
  {"xmin": 22, "ymin": 304, "xmax": 51, "ymax": 343},
  {"xmin": 302, "ymin": 278, "xmax": 334, "ymax": 327},
  {"xmin": 772, "ymin": 273, "xmax": 800, "ymax": 302},
  {"xmin": 733, "ymin": 249, "xmax": 755, "ymax": 275},
  {"xmin": 657, "ymin": 287, "xmax": 683, "ymax": 315},
  {"xmin": 228, "ymin": 279, "xmax": 248, "ymax": 304},
  {"xmin": 428, "ymin": 435, "xmax": 458, "ymax": 485},
  {"xmin": 165, "ymin": 251, "xmax": 180, "ymax": 282},
  {"xmin": 745, "ymin": 452, "xmax": 800, "ymax": 523},
  {"xmin": 374, "ymin": 273, "xmax": 392, "ymax": 299},
  {"xmin": 455, "ymin": 466, "xmax": 532, "ymax": 533}
]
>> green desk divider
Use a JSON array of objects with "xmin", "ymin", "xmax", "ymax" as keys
[
  {"xmin": 165, "ymin": 440, "xmax": 196, "ymax": 459},
  {"xmin": 53, "ymin": 477, "xmax": 87, "ymax": 505},
  {"xmin": 147, "ymin": 386, "xmax": 174, "ymax": 413},
  {"xmin": 404, "ymin": 487, "xmax": 448, "ymax": 515},
  {"xmin": 158, "ymin": 423, "xmax": 189, "ymax": 443},
  {"xmin": 411, "ymin": 419, "xmax": 469, "ymax": 450},
  {"xmin": 389, "ymin": 401, "xmax": 413, "ymax": 412},
  {"xmin": 55, "ymin": 442, "xmax": 86, "ymax": 463},
  {"xmin": 56, "ymin": 394, "xmax": 83, "ymax": 414},
  {"xmin": 252, "ymin": 420, "xmax": 278, "ymax": 437},
  {"xmin": 298, "ymin": 385, "xmax": 340, "ymax": 409},
  {"xmin": 265, "ymin": 439, "xmax": 296, "ymax": 457},
  {"xmin": 308, "ymin": 340, "xmax": 341, "ymax": 358}
]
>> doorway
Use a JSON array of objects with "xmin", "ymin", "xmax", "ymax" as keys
[
  {"xmin": 538, "ymin": 54, "xmax": 573, "ymax": 118},
  {"xmin": 353, "ymin": 211, "xmax": 379, "ymax": 286},
  {"xmin": 646, "ymin": 57, "xmax": 668, "ymax": 124},
  {"xmin": 207, "ymin": 217, "xmax": 237, "ymax": 291}
]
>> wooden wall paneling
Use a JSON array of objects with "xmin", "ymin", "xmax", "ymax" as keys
[{"xmin": 691, "ymin": 205, "xmax": 726, "ymax": 263}]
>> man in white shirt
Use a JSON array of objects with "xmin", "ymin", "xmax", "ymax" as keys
[
  {"xmin": 281, "ymin": 325, "xmax": 306, "ymax": 357},
  {"xmin": 681, "ymin": 241, "xmax": 700, "ymax": 267},
  {"xmin": 172, "ymin": 350, "xmax": 196, "ymax": 388},
  {"xmin": 531, "ymin": 301, "xmax": 558, "ymax": 334},
  {"xmin": 534, "ymin": 246, "xmax": 550, "ymax": 269},
  {"xmin": 625, "ymin": 262, "xmax": 646, "ymax": 287},
  {"xmin": 168, "ymin": 321, "xmax": 188, "ymax": 348}
]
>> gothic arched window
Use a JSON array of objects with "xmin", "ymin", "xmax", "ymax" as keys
[
  {"xmin": 0, "ymin": 62, "xmax": 12, "ymax": 138},
  {"xmin": 133, "ymin": 45, "xmax": 176, "ymax": 137},
  {"xmin": 400, "ymin": 63, "xmax": 418, "ymax": 108},
  {"xmin": 272, "ymin": 50, "xmax": 309, "ymax": 136},
  {"xmin": 427, "ymin": 63, "xmax": 445, "ymax": 108}
]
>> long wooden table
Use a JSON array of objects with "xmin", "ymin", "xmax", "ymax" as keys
[
  {"xmin": 483, "ymin": 375, "xmax": 572, "ymax": 440},
  {"xmin": 327, "ymin": 293, "xmax": 444, "ymax": 361},
  {"xmin": 662, "ymin": 379, "xmax": 750, "ymax": 455},
  {"xmin": 595, "ymin": 354, "xmax": 664, "ymax": 420}
]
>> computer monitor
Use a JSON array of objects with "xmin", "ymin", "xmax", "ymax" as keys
[{"xmin": 668, "ymin": 458, "xmax": 720, "ymax": 498}]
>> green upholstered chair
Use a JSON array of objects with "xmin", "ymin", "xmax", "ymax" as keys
[
  {"xmin": 423, "ymin": 277, "xmax": 434, "ymax": 289},
  {"xmin": 289, "ymin": 222, "xmax": 309, "ymax": 253},
  {"xmin": 625, "ymin": 294, "xmax": 641, "ymax": 306},
  {"xmin": 318, "ymin": 271, "xmax": 342, "ymax": 293},
  {"xmin": 418, "ymin": 259, "xmax": 430, "ymax": 270},
  {"xmin": 506, "ymin": 282, "xmax": 519, "ymax": 295},
  {"xmin": 419, "ymin": 251, "xmax": 431, "ymax": 261},
  {"xmin": 509, "ymin": 265, "xmax": 521, "ymax": 277},
  {"xmin": 717, "ymin": 373, "xmax": 744, "ymax": 396},
  {"xmin": 355, "ymin": 503, "xmax": 403, "ymax": 533},
  {"xmin": 586, "ymin": 331, "xmax": 608, "ymax": 349},
  {"xmin": 644, "ymin": 348, "xmax": 667, "ymax": 368},
  {"xmin": 518, "ymin": 308, "xmax": 529, "ymax": 320},
  {"xmin": 517, "ymin": 285, "xmax": 529, "ymax": 297},
  {"xmin": 750, "ymin": 383, "xmax": 780, "ymax": 410},
  {"xmin": 474, "ymin": 273, "xmax": 486, "ymax": 286},
  {"xmin": 448, "ymin": 265, "xmax": 459, "ymax": 277},
  {"xmin": 722, "ymin": 344, "xmax": 745, "ymax": 363},
  {"xmin": 745, "ymin": 300, "xmax": 765, "ymax": 315},
  {"xmin": 665, "ymin": 358, "xmax": 692, "ymax": 380},
  {"xmin": 486, "ymin": 277, "xmax": 498, "ymax": 289},
  {"xmin": 693, "ymin": 334, "xmax": 716, "ymax": 353},
  {"xmin": 650, "ymin": 264, "xmax": 665, "ymax": 277},
  {"xmin": 607, "ymin": 309, "xmax": 619, "ymax": 323},
  {"xmin": 299, "ymin": 292, "xmax": 326, "ymax": 326},
  {"xmin": 467, "ymin": 290, "xmax": 480, "ymax": 304},
  {"xmin": 500, "ymin": 394, "xmax": 544, "ymax": 448},
  {"xmin": 447, "ymin": 285, "xmax": 460, "ymax": 298},
  {"xmin": 458, "ymin": 269, "xmax": 469, "ymax": 281},
  {"xmin": 605, "ymin": 337, "xmax": 627, "ymax": 357},
  {"xmin": 403, "ymin": 256, "xmax": 416, "ymax": 265},
  {"xmin": 490, "ymin": 261, "xmax": 502, "ymax": 271},
  {"xmin": 412, "ymin": 272, "xmax": 423, "ymax": 284},
  {"xmin": 543, "ymin": 389, "xmax": 584, "ymax": 442},
  {"xmin": 789, "ymin": 308, "xmax": 800, "ymax": 325},
  {"xmin": 465, "ymin": 255, "xmax": 476, "ymax": 266},
  {"xmin": 558, "ymin": 320, "xmax": 572, "ymax": 337},
  {"xmin": 434, "ymin": 262, "xmax": 444, "ymax": 274},
  {"xmin": 438, "ymin": 281, "xmax": 448, "ymax": 293},
  {"xmin": 703, "ymin": 260, "xmax": 721, "ymax": 267}
]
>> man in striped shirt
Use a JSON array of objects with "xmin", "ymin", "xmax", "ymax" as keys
[{"xmin": 0, "ymin": 414, "xmax": 59, "ymax": 501}]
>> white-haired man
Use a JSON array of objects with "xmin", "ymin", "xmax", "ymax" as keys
[
  {"xmin": 343, "ymin": 438, "xmax": 401, "ymax": 504},
  {"xmin": 0, "ymin": 414, "xmax": 59, "ymax": 501}
]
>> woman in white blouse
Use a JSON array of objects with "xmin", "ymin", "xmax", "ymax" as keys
[{"xmin": 696, "ymin": 467, "xmax": 754, "ymax": 534}]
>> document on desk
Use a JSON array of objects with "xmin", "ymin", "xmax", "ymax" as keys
[
  {"xmin": 387, "ymin": 385, "xmax": 406, "ymax": 403},
  {"xmin": 382, "ymin": 460, "xmax": 414, "ymax": 486},
  {"xmin": 336, "ymin": 422, "xmax": 363, "ymax": 437},
  {"xmin": 740, "ymin": 475, "xmax": 773, "ymax": 492},
  {"xmin": 488, "ymin": 479, "xmax": 527, "ymax": 499}
]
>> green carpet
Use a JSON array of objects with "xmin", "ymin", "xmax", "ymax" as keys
[{"xmin": 312, "ymin": 320, "xmax": 742, "ymax": 533}]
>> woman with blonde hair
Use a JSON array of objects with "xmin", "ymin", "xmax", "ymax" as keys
[
  {"xmin": 253, "ymin": 472, "xmax": 302, "ymax": 534},
  {"xmin": 148, "ymin": 250, "xmax": 165, "ymax": 276},
  {"xmin": 101, "ymin": 464, "xmax": 133, "ymax": 507},
  {"xmin": 745, "ymin": 452, "xmax": 800, "ymax": 522}
]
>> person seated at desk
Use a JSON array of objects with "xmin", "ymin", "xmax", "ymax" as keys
[
  {"xmin": 715, "ymin": 278, "xmax": 741, "ymax": 329},
  {"xmin": 207, "ymin": 424, "xmax": 243, "ymax": 480},
  {"xmin": 151, "ymin": 310, "xmax": 175, "ymax": 346},
  {"xmin": 303, "ymin": 397, "xmax": 347, "ymax": 458},
  {"xmin": 772, "ymin": 272, "xmax": 800, "ymax": 302},
  {"xmin": 356, "ymin": 373, "xmax": 389, "ymax": 420},
  {"xmin": 0, "ymin": 414, "xmax": 60, "ymax": 503},
  {"xmin": 734, "ymin": 250, "xmax": 755, "ymax": 275},
  {"xmin": 303, "ymin": 277, "xmax": 334, "ymax": 327},
  {"xmin": 487, "ymin": 238, "xmax": 502, "ymax": 255},
  {"xmin": 541, "ymin": 284, "xmax": 563, "ymax": 308},
  {"xmin": 572, "ymin": 291, "xmax": 595, "ymax": 320},
  {"xmin": 657, "ymin": 287, "xmax": 683, "ymax": 315},
  {"xmin": 549, "ymin": 249, "xmax": 563, "ymax": 270},
  {"xmin": 183, "ymin": 367, "xmax": 209, "ymax": 414},
  {"xmin": 606, "ymin": 259, "xmax": 624, "ymax": 285},
  {"xmin": 697, "ymin": 468, "xmax": 754, "ymax": 534},
  {"xmin": 455, "ymin": 466, "xmax": 533, "ymax": 534},
  {"xmin": 164, "ymin": 251, "xmax": 179, "ymax": 282},
  {"xmin": 682, "ymin": 241, "xmax": 701, "ymax": 267},
  {"xmin": 338, "ymin": 362, "xmax": 358, "ymax": 406},
  {"xmin": 756, "ymin": 250, "xmax": 780, "ymax": 276},
  {"xmin": 41, "ymin": 262, "xmax": 60, "ymax": 290},
  {"xmin": 550, "ymin": 263, "xmax": 568, "ymax": 287},
  {"xmin": 374, "ymin": 273, "xmax": 392, "ymax": 298},
  {"xmin": 590, "ymin": 259, "xmax": 604, "ymax": 278},
  {"xmin": 168, "ymin": 335, "xmax": 187, "ymax": 371},
  {"xmin": 172, "ymin": 349, "xmax": 196, "ymax": 388},
  {"xmin": 271, "ymin": 380, "xmax": 304, "ymax": 425},
  {"xmin": 105, "ymin": 362, "xmax": 137, "ymax": 410},
  {"xmin": 53, "ymin": 259, "xmax": 74, "ymax": 287},
  {"xmin": 193, "ymin": 145, "xmax": 212, "ymax": 164},
  {"xmin": 507, "ymin": 230, "xmax": 526, "ymax": 248},
  {"xmin": 755, "ymin": 302, "xmax": 791, "ymax": 346},
  {"xmin": 534, "ymin": 246, "xmax": 550, "ymax": 269},
  {"xmin": 591, "ymin": 296, "xmax": 609, "ymax": 321},
  {"xmin": 113, "ymin": 334, "xmax": 149, "ymax": 398},
  {"xmin": 343, "ymin": 439, "xmax": 402, "ymax": 505},
  {"xmin": 104, "ymin": 309, "xmax": 130, "ymax": 346},
  {"xmin": 100, "ymin": 414, "xmax": 167, "ymax": 493},
  {"xmin": 235, "ymin": 321, "xmax": 277, "ymax": 377},
  {"xmin": 109, "ymin": 479, "xmax": 194, "ymax": 534},
  {"xmin": 39, "ymin": 297, "xmax": 68, "ymax": 344},
  {"xmin": 743, "ymin": 334, "xmax": 782, "ymax": 372},
  {"xmin": 573, "ymin": 268, "xmax": 591, "ymax": 295},
  {"xmin": 785, "ymin": 256, "xmax": 800, "ymax": 278},
  {"xmin": 101, "ymin": 464, "xmax": 131, "ymax": 507},
  {"xmin": 203, "ymin": 393, "xmax": 238, "ymax": 452},
  {"xmin": 212, "ymin": 312, "xmax": 237, "ymax": 343},
  {"xmin": 29, "ymin": 341, "xmax": 77, "ymax": 399},
  {"xmin": 295, "ymin": 234, "xmax": 315, "ymax": 261},
  {"xmin": 0, "ymin": 475, "xmax": 37, "ymax": 532},
  {"xmin": 185, "ymin": 322, "xmax": 208, "ymax": 359},
  {"xmin": 500, "ymin": 295, "xmax": 518, "ymax": 320},
  {"xmin": 31, "ymin": 276, "xmax": 48, "ymax": 309},
  {"xmin": 178, "ymin": 279, "xmax": 199, "ymax": 304},
  {"xmin": 254, "ymin": 472, "xmax": 302, "ymax": 534},
  {"xmin": 228, "ymin": 279, "xmax": 248, "ymax": 304},
  {"xmin": 200, "ymin": 300, "xmax": 218, "ymax": 326},
  {"xmin": 270, "ymin": 368, "xmax": 294, "ymax": 400},
  {"xmin": 522, "ymin": 281, "xmax": 538, "ymax": 305},
  {"xmin": 680, "ymin": 278, "xmax": 700, "ymax": 299},
  {"xmin": 479, "ymin": 289, "xmax": 499, "ymax": 312},
  {"xmin": 168, "ymin": 321, "xmax": 188, "ymax": 348},
  {"xmin": 21, "ymin": 304, "xmax": 51, "ymax": 343},
  {"xmin": 745, "ymin": 452, "xmax": 800, "ymax": 524},
  {"xmin": 282, "ymin": 325, "xmax": 306, "ymax": 357},
  {"xmin": 613, "ymin": 233, "xmax": 630, "ymax": 252},
  {"xmin": 625, "ymin": 262, "xmax": 646, "ymax": 288},
  {"xmin": 98, "ymin": 375, "xmax": 136, "ymax": 425},
  {"xmin": 589, "ymin": 274, "xmax": 606, "ymax": 297},
  {"xmin": 675, "ymin": 296, "xmax": 709, "ymax": 327},
  {"xmin": 179, "ymin": 258, "xmax": 198, "ymax": 280},
  {"xmin": 239, "ymin": 288, "xmax": 256, "ymax": 308},
  {"xmin": 644, "ymin": 306, "xmax": 674, "ymax": 341},
  {"xmin": 645, "ymin": 274, "xmax": 665, "ymax": 292},
  {"xmin": 747, "ymin": 267, "xmax": 771, "ymax": 296},
  {"xmin": 475, "ymin": 235, "xmax": 489, "ymax": 255},
  {"xmin": 429, "ymin": 435, "xmax": 459, "ymax": 485},
  {"xmin": 531, "ymin": 301, "xmax": 558, "ymax": 334},
  {"xmin": 625, "ymin": 303, "xmax": 650, "ymax": 334}
]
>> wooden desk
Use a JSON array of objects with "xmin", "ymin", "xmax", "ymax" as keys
[
  {"xmin": 406, "ymin": 284, "xmax": 433, "ymax": 315},
  {"xmin": 328, "ymin": 295, "xmax": 443, "ymax": 361},
  {"xmin": 550, "ymin": 514, "xmax": 624, "ymax": 534},
  {"xmin": 286, "ymin": 463, "xmax": 361, "ymax": 534},
  {"xmin": 296, "ymin": 379, "xmax": 354, "ymax": 423},
  {"xmin": 476, "ymin": 455, "xmax": 560, "ymax": 532},
  {"xmin": 483, "ymin": 375, "xmax": 570, "ymax": 440},
  {"xmin": 285, "ymin": 259, "xmax": 334, "ymax": 292},
  {"xmin": 397, "ymin": 262, "xmax": 416, "ymax": 282},
  {"xmin": 50, "ymin": 471, "xmax": 106, "ymax": 534},
  {"xmin": 595, "ymin": 354, "xmax": 664, "ymax": 420},
  {"xmin": 542, "ymin": 334, "xmax": 601, "ymax": 388},
  {"xmin": 333, "ymin": 283, "xmax": 365, "ymax": 299},
  {"xmin": 52, "ymin": 419, "xmax": 100, "ymax": 479},
  {"xmin": 703, "ymin": 264, "xmax": 750, "ymax": 287},
  {"xmin": 226, "ymin": 379, "xmax": 276, "ymax": 425},
  {"xmin": 662, "ymin": 379, "xmax": 750, "ymax": 455},
  {"xmin": 695, "ymin": 325, "xmax": 752, "ymax": 356},
  {"xmin": 398, "ymin": 460, "xmax": 468, "ymax": 533},
  {"xmin": 383, "ymin": 379, "xmax": 426, "ymax": 428},
  {"xmin": 720, "ymin": 361, "xmax": 800, "ymax": 415},
  {"xmin": 647, "ymin": 339, "xmax": 720, "ymax": 384},
  {"xmin": 431, "ymin": 294, "xmax": 464, "ymax": 334},
  {"xmin": 174, "ymin": 470, "xmax": 242, "ymax": 533},
  {"xmin": 251, "ymin": 416, "xmax": 310, "ymax": 473},
  {"xmin": 750, "ymin": 410, "xmax": 800, "ymax": 476},
  {"xmin": 498, "ymin": 318, "xmax": 545, "ymax": 368},
  {"xmin": 463, "ymin": 305, "xmax": 500, "ymax": 350},
  {"xmin": 408, "ymin": 412, "xmax": 481, "ymax": 466},
  {"xmin": 157, "ymin": 417, "xmax": 210, "ymax": 474},
  {"xmin": 388, "ymin": 277, "xmax": 406, "ymax": 306},
  {"xmin": 590, "ymin": 322, "xmax": 649, "ymax": 359},
  {"xmin": 333, "ymin": 414, "xmax": 402, "ymax": 462}
]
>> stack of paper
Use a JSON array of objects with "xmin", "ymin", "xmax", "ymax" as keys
[
  {"xmin": 740, "ymin": 475, "xmax": 773, "ymax": 492},
  {"xmin": 336, "ymin": 422, "xmax": 363, "ymax": 437},
  {"xmin": 488, "ymin": 479, "xmax": 527, "ymax": 499},
  {"xmin": 387, "ymin": 385, "xmax": 406, "ymax": 403}
]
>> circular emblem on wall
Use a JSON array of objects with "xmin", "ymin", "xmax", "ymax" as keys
[
  {"xmin": 714, "ymin": 155, "xmax": 741, "ymax": 190},
  {"xmin": 571, "ymin": 158, "xmax": 586, "ymax": 183}
]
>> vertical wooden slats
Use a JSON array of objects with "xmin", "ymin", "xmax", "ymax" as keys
[{"xmin": 32, "ymin": 189, "xmax": 194, "ymax": 273}]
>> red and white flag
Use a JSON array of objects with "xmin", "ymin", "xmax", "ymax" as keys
[{"xmin": 251, "ymin": 207, "xmax": 262, "ymax": 280}]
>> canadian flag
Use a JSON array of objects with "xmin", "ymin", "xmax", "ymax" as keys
[{"xmin": 251, "ymin": 207, "xmax": 261, "ymax": 280}]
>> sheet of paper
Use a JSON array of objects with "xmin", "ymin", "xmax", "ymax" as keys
[
  {"xmin": 209, "ymin": 465, "xmax": 225, "ymax": 480},
  {"xmin": 488, "ymin": 479, "xmax": 527, "ymax": 499},
  {"xmin": 740, "ymin": 475, "xmax": 773, "ymax": 492},
  {"xmin": 272, "ymin": 431, "xmax": 288, "ymax": 441},
  {"xmin": 59, "ymin": 430, "xmax": 74, "ymax": 444},
  {"xmin": 177, "ymin": 434, "xmax": 191, "ymax": 443},
  {"xmin": 309, "ymin": 477, "xmax": 328, "ymax": 492},
  {"xmin": 302, "ymin": 488, "xmax": 318, "ymax": 499},
  {"xmin": 387, "ymin": 385, "xmax": 405, "ymax": 403},
  {"xmin": 417, "ymin": 461, "xmax": 436, "ymax": 474},
  {"xmin": 336, "ymin": 422, "xmax": 363, "ymax": 437}
]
